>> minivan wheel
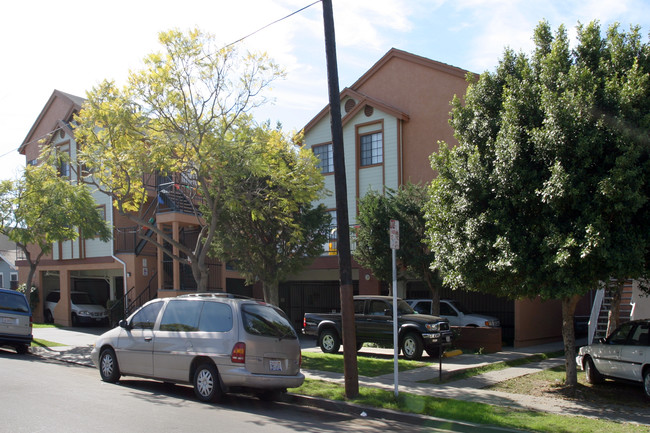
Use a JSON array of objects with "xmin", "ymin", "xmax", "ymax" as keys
[
  {"xmin": 14, "ymin": 344, "xmax": 29, "ymax": 355},
  {"xmin": 194, "ymin": 363, "xmax": 222, "ymax": 403},
  {"xmin": 44, "ymin": 310, "xmax": 53, "ymax": 324},
  {"xmin": 99, "ymin": 348, "xmax": 121, "ymax": 383}
]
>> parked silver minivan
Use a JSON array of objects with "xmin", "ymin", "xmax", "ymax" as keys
[
  {"xmin": 0, "ymin": 288, "xmax": 33, "ymax": 354},
  {"xmin": 90, "ymin": 294, "xmax": 304, "ymax": 402}
]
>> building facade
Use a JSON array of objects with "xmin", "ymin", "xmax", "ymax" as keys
[{"xmin": 291, "ymin": 48, "xmax": 564, "ymax": 347}]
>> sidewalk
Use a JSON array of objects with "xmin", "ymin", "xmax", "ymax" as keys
[{"xmin": 30, "ymin": 327, "xmax": 650, "ymax": 426}]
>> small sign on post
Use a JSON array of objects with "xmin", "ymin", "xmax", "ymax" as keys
[{"xmin": 390, "ymin": 219, "xmax": 399, "ymax": 250}]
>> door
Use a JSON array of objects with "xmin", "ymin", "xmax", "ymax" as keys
[
  {"xmin": 361, "ymin": 299, "xmax": 393, "ymax": 344},
  {"xmin": 592, "ymin": 321, "xmax": 635, "ymax": 377},
  {"xmin": 618, "ymin": 322, "xmax": 650, "ymax": 381},
  {"xmin": 116, "ymin": 301, "xmax": 163, "ymax": 376}
]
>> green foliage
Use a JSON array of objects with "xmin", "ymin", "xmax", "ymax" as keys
[
  {"xmin": 356, "ymin": 183, "xmax": 442, "ymax": 304},
  {"xmin": 426, "ymin": 20, "xmax": 650, "ymax": 300},
  {"xmin": 209, "ymin": 122, "xmax": 330, "ymax": 305},
  {"xmin": 0, "ymin": 154, "xmax": 111, "ymax": 289},
  {"xmin": 301, "ymin": 351, "xmax": 428, "ymax": 377},
  {"xmin": 16, "ymin": 283, "xmax": 38, "ymax": 311},
  {"xmin": 73, "ymin": 28, "xmax": 284, "ymax": 291}
]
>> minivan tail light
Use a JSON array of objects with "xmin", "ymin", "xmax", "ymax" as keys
[{"xmin": 231, "ymin": 342, "xmax": 246, "ymax": 363}]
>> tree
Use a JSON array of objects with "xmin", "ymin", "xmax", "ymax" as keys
[
  {"xmin": 355, "ymin": 183, "xmax": 442, "ymax": 313},
  {"xmin": 74, "ymin": 28, "xmax": 283, "ymax": 291},
  {"xmin": 425, "ymin": 21, "xmax": 650, "ymax": 387},
  {"xmin": 0, "ymin": 154, "xmax": 111, "ymax": 292},
  {"xmin": 209, "ymin": 122, "xmax": 331, "ymax": 306}
]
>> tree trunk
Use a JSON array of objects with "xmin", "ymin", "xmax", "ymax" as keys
[
  {"xmin": 424, "ymin": 270, "xmax": 441, "ymax": 316},
  {"xmin": 606, "ymin": 280, "xmax": 623, "ymax": 337},
  {"xmin": 262, "ymin": 281, "xmax": 280, "ymax": 306},
  {"xmin": 562, "ymin": 295, "xmax": 581, "ymax": 387}
]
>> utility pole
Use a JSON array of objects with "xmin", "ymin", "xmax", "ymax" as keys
[{"xmin": 321, "ymin": 0, "xmax": 358, "ymax": 398}]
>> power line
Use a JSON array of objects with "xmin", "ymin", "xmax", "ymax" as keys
[{"xmin": 224, "ymin": 0, "xmax": 321, "ymax": 49}]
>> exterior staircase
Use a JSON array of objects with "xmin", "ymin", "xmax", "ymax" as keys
[{"xmin": 587, "ymin": 280, "xmax": 634, "ymax": 344}]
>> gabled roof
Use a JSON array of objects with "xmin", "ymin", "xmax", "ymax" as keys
[
  {"xmin": 19, "ymin": 89, "xmax": 85, "ymax": 154},
  {"xmin": 303, "ymin": 87, "xmax": 409, "ymax": 133},
  {"xmin": 303, "ymin": 48, "xmax": 471, "ymax": 134}
]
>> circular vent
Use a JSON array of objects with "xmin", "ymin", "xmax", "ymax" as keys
[
  {"xmin": 364, "ymin": 105, "xmax": 374, "ymax": 117},
  {"xmin": 344, "ymin": 98, "xmax": 356, "ymax": 113}
]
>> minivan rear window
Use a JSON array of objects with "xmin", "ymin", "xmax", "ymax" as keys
[
  {"xmin": 241, "ymin": 304, "xmax": 296, "ymax": 339},
  {"xmin": 0, "ymin": 292, "xmax": 29, "ymax": 313}
]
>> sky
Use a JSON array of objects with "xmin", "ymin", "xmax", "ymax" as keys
[{"xmin": 1, "ymin": 0, "xmax": 648, "ymax": 180}]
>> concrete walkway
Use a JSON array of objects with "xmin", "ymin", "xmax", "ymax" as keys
[{"xmin": 29, "ymin": 326, "xmax": 650, "ymax": 426}]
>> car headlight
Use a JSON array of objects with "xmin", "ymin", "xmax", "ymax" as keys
[
  {"xmin": 78, "ymin": 310, "xmax": 90, "ymax": 316},
  {"xmin": 425, "ymin": 323, "xmax": 441, "ymax": 332}
]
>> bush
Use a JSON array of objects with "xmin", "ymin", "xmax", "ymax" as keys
[{"xmin": 17, "ymin": 284, "xmax": 39, "ymax": 311}]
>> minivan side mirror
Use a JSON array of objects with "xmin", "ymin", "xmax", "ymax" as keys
[
  {"xmin": 119, "ymin": 319, "xmax": 132, "ymax": 330},
  {"xmin": 383, "ymin": 308, "xmax": 393, "ymax": 317}
]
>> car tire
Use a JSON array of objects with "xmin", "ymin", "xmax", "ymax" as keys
[
  {"xmin": 193, "ymin": 363, "xmax": 223, "ymax": 403},
  {"xmin": 401, "ymin": 332, "xmax": 424, "ymax": 360},
  {"xmin": 425, "ymin": 346, "xmax": 441, "ymax": 359},
  {"xmin": 584, "ymin": 357, "xmax": 603, "ymax": 384},
  {"xmin": 644, "ymin": 370, "xmax": 650, "ymax": 400},
  {"xmin": 319, "ymin": 329, "xmax": 341, "ymax": 354},
  {"xmin": 99, "ymin": 348, "xmax": 121, "ymax": 383},
  {"xmin": 14, "ymin": 344, "xmax": 29, "ymax": 355},
  {"xmin": 257, "ymin": 389, "xmax": 284, "ymax": 401},
  {"xmin": 44, "ymin": 310, "xmax": 53, "ymax": 324}
]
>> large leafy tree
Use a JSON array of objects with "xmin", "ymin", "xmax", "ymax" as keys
[
  {"xmin": 74, "ymin": 28, "xmax": 283, "ymax": 291},
  {"xmin": 426, "ymin": 21, "xmax": 650, "ymax": 386},
  {"xmin": 355, "ymin": 183, "xmax": 442, "ymax": 313},
  {"xmin": 210, "ymin": 122, "xmax": 330, "ymax": 306},
  {"xmin": 0, "ymin": 153, "xmax": 111, "ymax": 292}
]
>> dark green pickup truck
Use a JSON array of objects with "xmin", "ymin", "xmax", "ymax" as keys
[{"xmin": 302, "ymin": 295, "xmax": 453, "ymax": 360}]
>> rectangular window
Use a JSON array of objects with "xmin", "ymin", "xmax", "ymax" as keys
[
  {"xmin": 10, "ymin": 273, "xmax": 17, "ymax": 290},
  {"xmin": 360, "ymin": 132, "xmax": 383, "ymax": 166},
  {"xmin": 0, "ymin": 274, "xmax": 4, "ymax": 289},
  {"xmin": 313, "ymin": 144, "xmax": 333, "ymax": 174}
]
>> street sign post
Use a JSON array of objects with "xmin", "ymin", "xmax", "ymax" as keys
[{"xmin": 390, "ymin": 219, "xmax": 399, "ymax": 397}]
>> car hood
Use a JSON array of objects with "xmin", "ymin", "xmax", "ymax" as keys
[
  {"xmin": 400, "ymin": 313, "xmax": 447, "ymax": 323},
  {"xmin": 73, "ymin": 303, "xmax": 107, "ymax": 313}
]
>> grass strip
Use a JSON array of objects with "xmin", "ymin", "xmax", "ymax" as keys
[
  {"xmin": 32, "ymin": 323, "xmax": 63, "ymax": 328},
  {"xmin": 290, "ymin": 378, "xmax": 648, "ymax": 433},
  {"xmin": 419, "ymin": 350, "xmax": 565, "ymax": 384},
  {"xmin": 302, "ymin": 351, "xmax": 428, "ymax": 377},
  {"xmin": 32, "ymin": 338, "xmax": 66, "ymax": 347}
]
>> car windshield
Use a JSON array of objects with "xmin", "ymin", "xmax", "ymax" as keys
[
  {"xmin": 71, "ymin": 293, "xmax": 94, "ymax": 305},
  {"xmin": 449, "ymin": 300, "xmax": 473, "ymax": 314},
  {"xmin": 397, "ymin": 300, "xmax": 415, "ymax": 315},
  {"xmin": 241, "ymin": 303, "xmax": 297, "ymax": 339}
]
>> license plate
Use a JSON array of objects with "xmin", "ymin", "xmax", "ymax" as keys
[
  {"xmin": 269, "ymin": 360, "xmax": 282, "ymax": 372},
  {"xmin": 446, "ymin": 335, "xmax": 451, "ymax": 342},
  {"xmin": 1, "ymin": 317, "xmax": 17, "ymax": 325}
]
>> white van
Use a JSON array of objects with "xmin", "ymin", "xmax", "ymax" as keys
[{"xmin": 44, "ymin": 291, "xmax": 108, "ymax": 326}]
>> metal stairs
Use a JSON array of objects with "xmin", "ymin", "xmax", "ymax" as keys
[{"xmin": 588, "ymin": 280, "xmax": 633, "ymax": 344}]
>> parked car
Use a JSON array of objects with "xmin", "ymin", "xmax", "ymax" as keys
[
  {"xmin": 406, "ymin": 299, "xmax": 501, "ymax": 328},
  {"xmin": 44, "ymin": 291, "xmax": 108, "ymax": 326},
  {"xmin": 576, "ymin": 319, "xmax": 650, "ymax": 398},
  {"xmin": 90, "ymin": 294, "xmax": 304, "ymax": 403},
  {"xmin": 303, "ymin": 295, "xmax": 453, "ymax": 360},
  {"xmin": 0, "ymin": 288, "xmax": 33, "ymax": 354}
]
